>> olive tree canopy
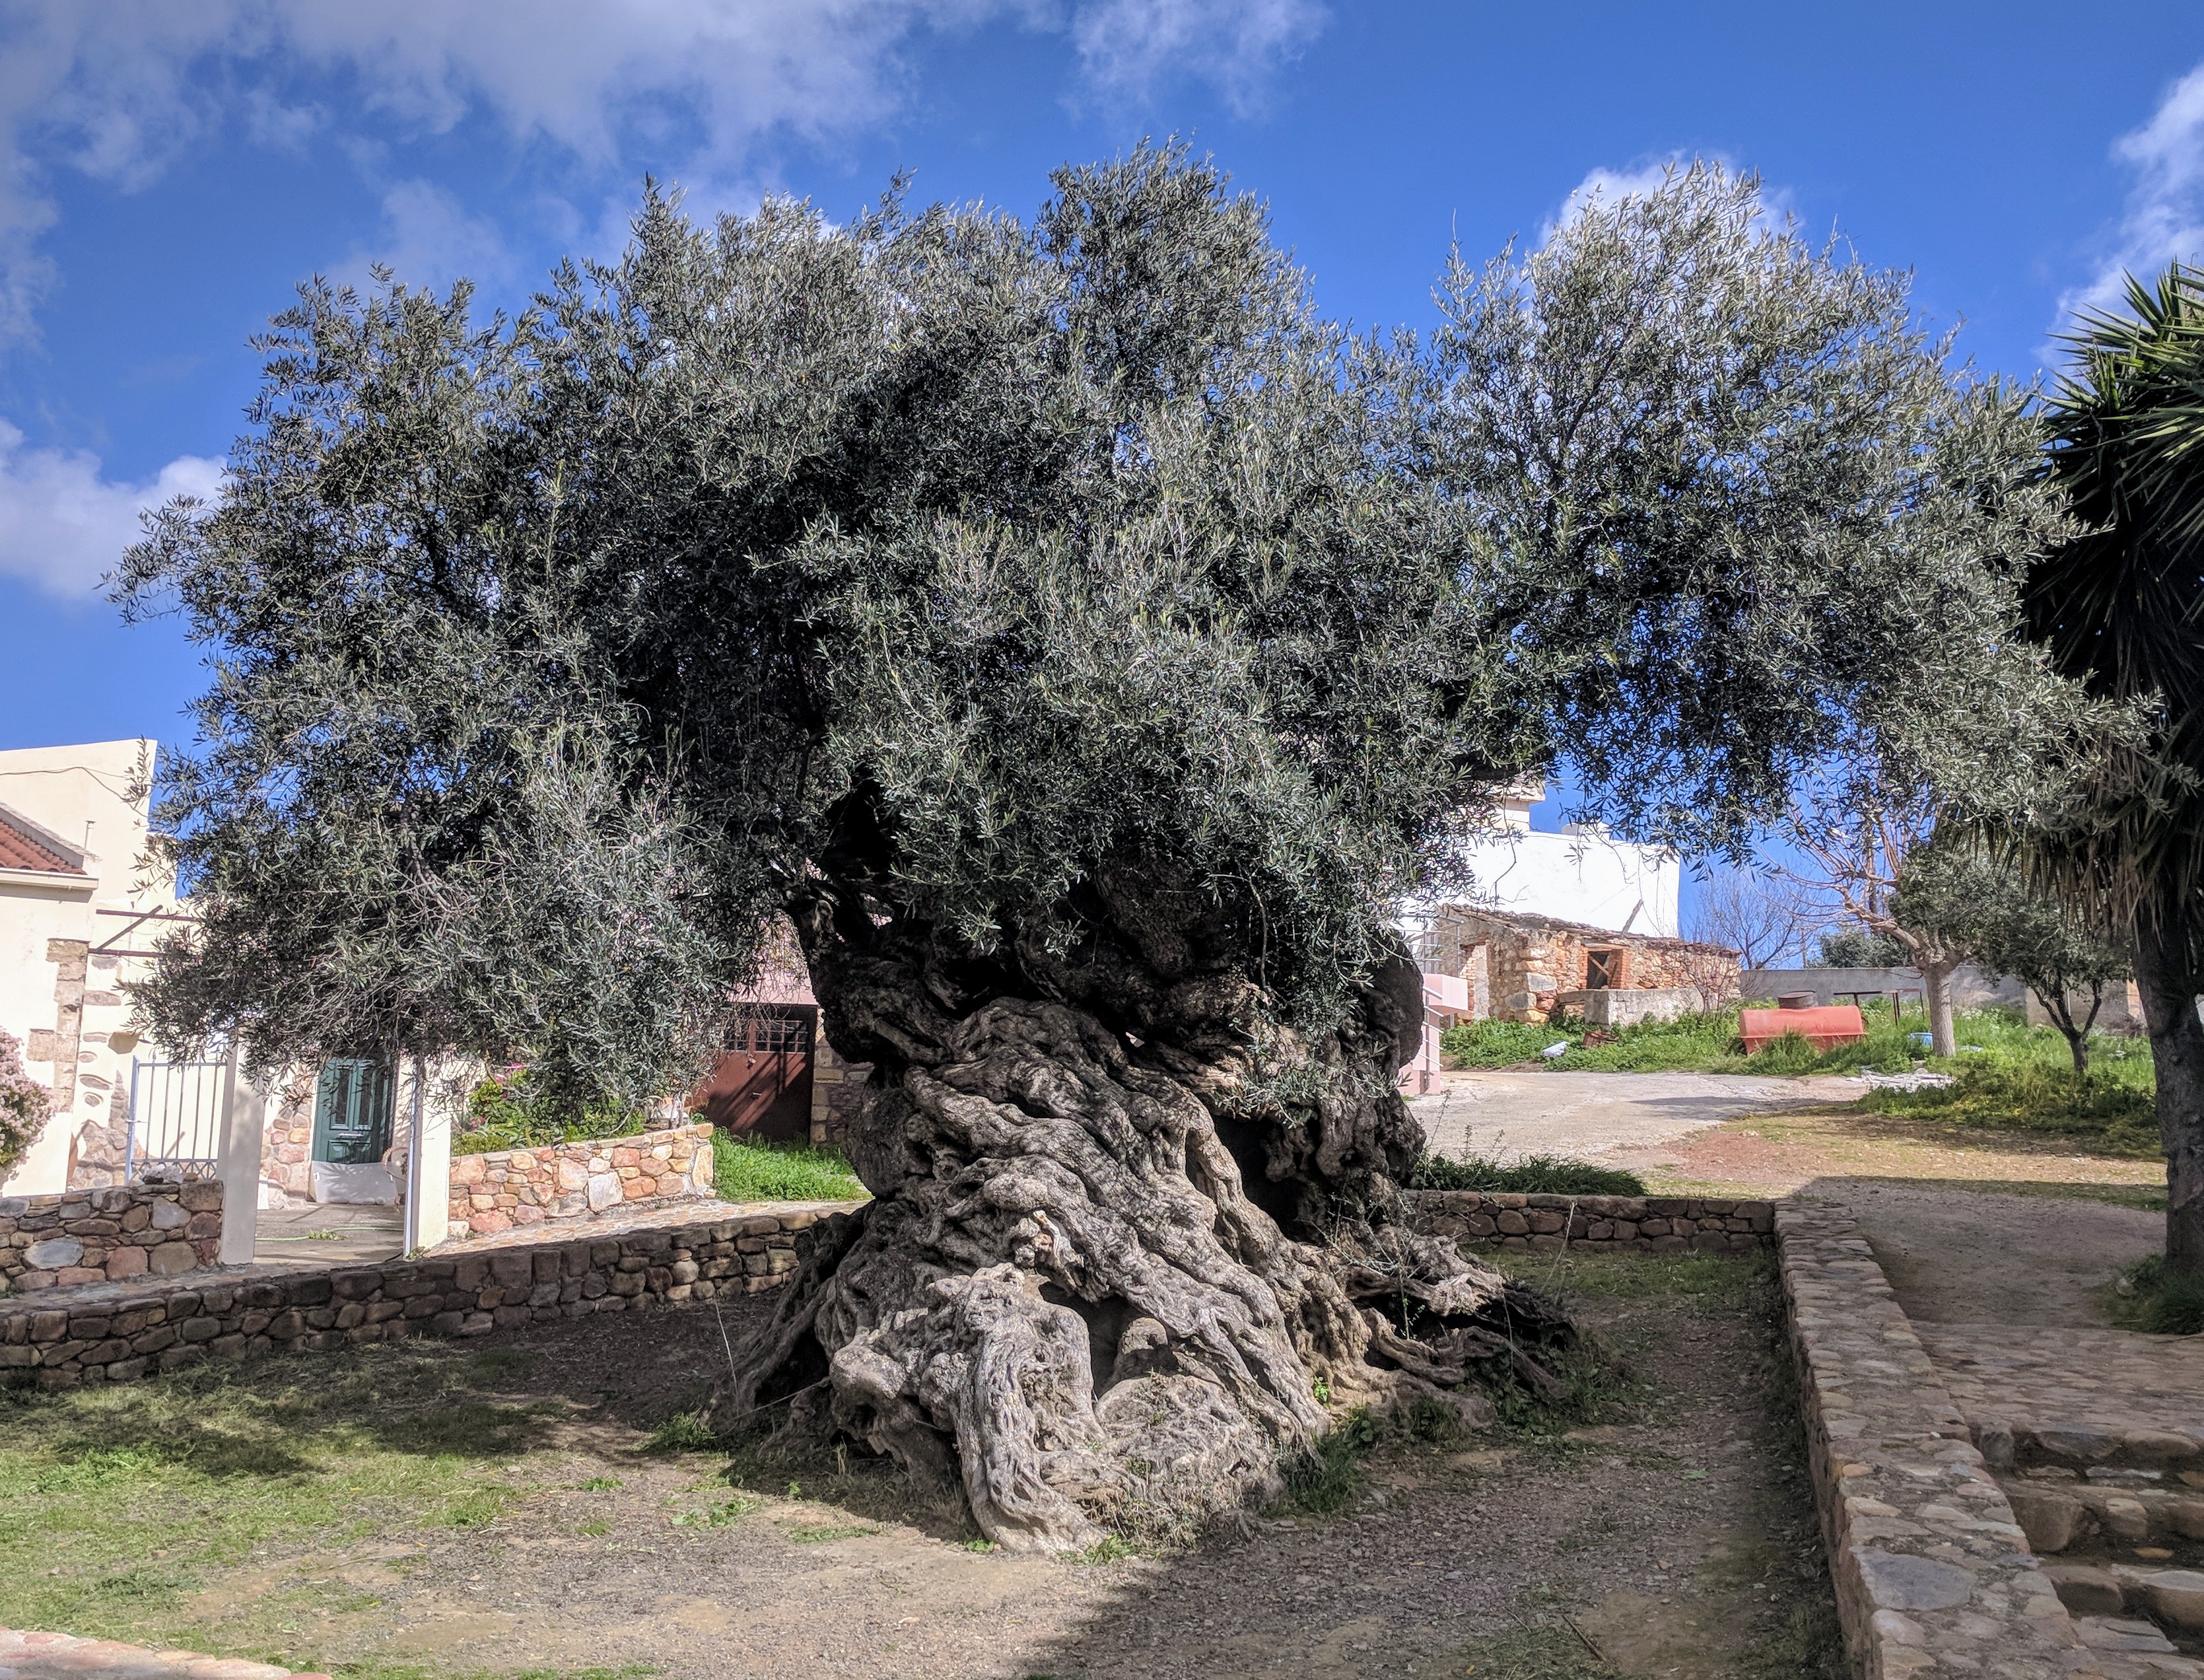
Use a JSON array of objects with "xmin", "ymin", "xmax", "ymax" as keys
[{"xmin": 118, "ymin": 153, "xmax": 2067, "ymax": 1548}]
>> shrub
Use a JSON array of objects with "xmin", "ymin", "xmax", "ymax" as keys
[
  {"xmin": 453, "ymin": 1065, "xmax": 648, "ymax": 1155},
  {"xmin": 1410, "ymin": 1152, "xmax": 1646, "ymax": 1195},
  {"xmin": 712, "ymin": 1131, "xmax": 866, "ymax": 1202},
  {"xmin": 1867, "ymin": 1062, "xmax": 2160, "ymax": 1156},
  {"xmin": 0, "ymin": 1029, "xmax": 48, "ymax": 1179}
]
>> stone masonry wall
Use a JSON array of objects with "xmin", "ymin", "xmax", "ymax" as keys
[
  {"xmin": 0, "ymin": 1180, "xmax": 222, "ymax": 1294},
  {"xmin": 448, "ymin": 1123, "xmax": 716, "ymax": 1239},
  {"xmin": 1404, "ymin": 1190, "xmax": 1774, "ymax": 1253},
  {"xmin": 1775, "ymin": 1201, "xmax": 2114, "ymax": 1680},
  {"xmin": 0, "ymin": 1203, "xmax": 848, "ymax": 1390}
]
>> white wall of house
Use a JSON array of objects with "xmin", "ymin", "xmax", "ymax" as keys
[
  {"xmin": 0, "ymin": 739, "xmax": 173, "ymax": 1197},
  {"xmin": 1432, "ymin": 783, "xmax": 1680, "ymax": 938}
]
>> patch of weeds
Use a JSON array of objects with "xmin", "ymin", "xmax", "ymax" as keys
[
  {"xmin": 642, "ymin": 1410, "xmax": 719, "ymax": 1454},
  {"xmin": 431, "ymin": 1487, "xmax": 511, "ymax": 1528},
  {"xmin": 1073, "ymin": 1535, "xmax": 1137, "ymax": 1563},
  {"xmin": 671, "ymin": 1494, "xmax": 762, "ymax": 1527},
  {"xmin": 306, "ymin": 1226, "xmax": 344, "ymax": 1241},
  {"xmin": 1412, "ymin": 1152, "xmax": 1646, "ymax": 1196},
  {"xmin": 1457, "ymin": 1621, "xmax": 1618, "ymax": 1679},
  {"xmin": 1280, "ymin": 1406, "xmax": 1383, "ymax": 1514},
  {"xmin": 2114, "ymin": 1255, "xmax": 2204, "ymax": 1335},
  {"xmin": 575, "ymin": 1475, "xmax": 622, "ymax": 1491},
  {"xmin": 959, "ymin": 1537, "xmax": 999, "ymax": 1553},
  {"xmin": 574, "ymin": 1520, "xmax": 611, "ymax": 1537},
  {"xmin": 788, "ymin": 1523, "xmax": 878, "ymax": 1543}
]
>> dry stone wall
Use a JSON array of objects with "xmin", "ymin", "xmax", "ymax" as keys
[
  {"xmin": 0, "ymin": 1203, "xmax": 850, "ymax": 1389},
  {"xmin": 447, "ymin": 1122, "xmax": 716, "ymax": 1238},
  {"xmin": 1403, "ymin": 1190, "xmax": 1774, "ymax": 1253},
  {"xmin": 1774, "ymin": 1201, "xmax": 2190, "ymax": 1679},
  {"xmin": 0, "ymin": 1181, "xmax": 221, "ymax": 1294}
]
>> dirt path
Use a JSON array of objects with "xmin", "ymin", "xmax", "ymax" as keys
[
  {"xmin": 1409, "ymin": 1070, "xmax": 1861, "ymax": 1166},
  {"xmin": 1, "ymin": 1258, "xmax": 1843, "ymax": 1680}
]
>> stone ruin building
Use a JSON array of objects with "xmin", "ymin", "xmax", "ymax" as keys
[{"xmin": 1422, "ymin": 905, "xmax": 1740, "ymax": 1026}]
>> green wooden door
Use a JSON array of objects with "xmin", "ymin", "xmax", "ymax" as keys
[{"xmin": 313, "ymin": 1059, "xmax": 396, "ymax": 1163}]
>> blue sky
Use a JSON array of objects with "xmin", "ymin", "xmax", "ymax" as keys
[{"xmin": 2, "ymin": 1, "xmax": 2201, "ymax": 928}]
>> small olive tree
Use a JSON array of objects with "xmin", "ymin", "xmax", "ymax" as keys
[
  {"xmin": 1970, "ymin": 896, "xmax": 2131, "ymax": 1076},
  {"xmin": 118, "ymin": 155, "xmax": 2074, "ymax": 1549}
]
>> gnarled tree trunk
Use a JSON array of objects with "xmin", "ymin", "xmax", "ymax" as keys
[{"xmin": 720, "ymin": 879, "xmax": 1569, "ymax": 1551}]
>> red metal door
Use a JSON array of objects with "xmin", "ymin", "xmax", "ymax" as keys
[{"xmin": 692, "ymin": 1006, "xmax": 815, "ymax": 1142}]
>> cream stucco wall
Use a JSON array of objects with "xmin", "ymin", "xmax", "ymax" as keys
[{"xmin": 0, "ymin": 739, "xmax": 176, "ymax": 1196}]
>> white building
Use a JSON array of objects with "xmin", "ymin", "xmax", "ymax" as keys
[
  {"xmin": 1426, "ymin": 780, "xmax": 1679, "ymax": 938},
  {"xmin": 0, "ymin": 739, "xmax": 183, "ymax": 1197}
]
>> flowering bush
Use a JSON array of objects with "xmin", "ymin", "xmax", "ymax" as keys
[{"xmin": 0, "ymin": 1028, "xmax": 50, "ymax": 1179}]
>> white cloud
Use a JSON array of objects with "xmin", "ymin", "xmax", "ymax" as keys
[
  {"xmin": 0, "ymin": 422, "xmax": 224, "ymax": 600},
  {"xmin": 344, "ymin": 180, "xmax": 518, "ymax": 294},
  {"xmin": 0, "ymin": 1, "xmax": 1328, "ymax": 345},
  {"xmin": 1072, "ymin": 0, "xmax": 1326, "ymax": 114},
  {"xmin": 2061, "ymin": 60, "xmax": 2204, "ymax": 322}
]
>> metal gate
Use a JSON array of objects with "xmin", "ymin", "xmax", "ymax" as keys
[
  {"xmin": 125, "ymin": 1057, "xmax": 228, "ymax": 1180},
  {"xmin": 691, "ymin": 1006, "xmax": 816, "ymax": 1142}
]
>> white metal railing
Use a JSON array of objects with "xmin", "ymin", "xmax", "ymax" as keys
[{"xmin": 125, "ymin": 1057, "xmax": 228, "ymax": 1180}]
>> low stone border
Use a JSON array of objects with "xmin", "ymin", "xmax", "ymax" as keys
[
  {"xmin": 447, "ymin": 1121, "xmax": 718, "ymax": 1238},
  {"xmin": 1404, "ymin": 1190, "xmax": 1773, "ymax": 1254},
  {"xmin": 0, "ymin": 1625, "xmax": 329, "ymax": 1679},
  {"xmin": 1, "ymin": 1181, "xmax": 223, "ymax": 1294},
  {"xmin": 0, "ymin": 1201, "xmax": 858, "ymax": 1391},
  {"xmin": 1776, "ymin": 1200, "xmax": 2151, "ymax": 1679}
]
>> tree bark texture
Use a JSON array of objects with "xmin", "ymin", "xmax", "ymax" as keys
[
  {"xmin": 720, "ymin": 880, "xmax": 1568, "ymax": 1551},
  {"xmin": 1921, "ymin": 958, "xmax": 1958, "ymax": 1059},
  {"xmin": 2134, "ymin": 891, "xmax": 2204, "ymax": 1279}
]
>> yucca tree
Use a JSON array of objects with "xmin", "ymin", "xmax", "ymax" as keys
[{"xmin": 2029, "ymin": 263, "xmax": 2204, "ymax": 1275}]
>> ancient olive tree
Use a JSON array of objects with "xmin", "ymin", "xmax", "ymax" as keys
[{"xmin": 119, "ymin": 155, "xmax": 2048, "ymax": 1549}]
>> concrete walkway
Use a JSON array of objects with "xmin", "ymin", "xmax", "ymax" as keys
[
  {"xmin": 252, "ymin": 1204, "xmax": 403, "ymax": 1268},
  {"xmin": 1408, "ymin": 1068, "xmax": 1860, "ymax": 1165},
  {"xmin": 0, "ymin": 1627, "xmax": 326, "ymax": 1679}
]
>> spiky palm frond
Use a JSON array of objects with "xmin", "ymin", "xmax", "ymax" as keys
[{"xmin": 2027, "ymin": 263, "xmax": 2204, "ymax": 960}]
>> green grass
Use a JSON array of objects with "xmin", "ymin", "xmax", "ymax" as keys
[
  {"xmin": 641, "ymin": 1409, "xmax": 718, "ymax": 1454},
  {"xmin": 710, "ymin": 1131, "xmax": 866, "ymax": 1203},
  {"xmin": 1442, "ymin": 1001, "xmax": 2163, "ymax": 1158},
  {"xmin": 0, "ymin": 1344, "xmax": 557, "ymax": 1665},
  {"xmin": 1410, "ymin": 1152, "xmax": 1647, "ymax": 1195}
]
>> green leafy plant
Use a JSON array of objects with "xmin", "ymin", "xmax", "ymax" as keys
[
  {"xmin": 454, "ymin": 1066, "xmax": 649, "ymax": 1156},
  {"xmin": 641, "ymin": 1411, "xmax": 718, "ymax": 1455}
]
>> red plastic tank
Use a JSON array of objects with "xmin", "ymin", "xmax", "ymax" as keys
[{"xmin": 1740, "ymin": 1005, "xmax": 1867, "ymax": 1053}]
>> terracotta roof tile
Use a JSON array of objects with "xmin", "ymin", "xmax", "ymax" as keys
[{"xmin": 0, "ymin": 804, "xmax": 87, "ymax": 875}]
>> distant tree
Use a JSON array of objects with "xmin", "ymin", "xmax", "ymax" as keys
[
  {"xmin": 0, "ymin": 1028, "xmax": 48, "ymax": 1180},
  {"xmin": 2025, "ymin": 262, "xmax": 2204, "ymax": 1276},
  {"xmin": 1971, "ymin": 897, "xmax": 2131, "ymax": 1076},
  {"xmin": 1686, "ymin": 868, "xmax": 1797, "ymax": 972},
  {"xmin": 1816, "ymin": 926, "xmax": 1911, "ymax": 967},
  {"xmin": 117, "ymin": 155, "xmax": 2079, "ymax": 1549}
]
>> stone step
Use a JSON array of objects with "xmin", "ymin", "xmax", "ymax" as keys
[
  {"xmin": 2005, "ymin": 1473, "xmax": 2204, "ymax": 1554},
  {"xmin": 1979, "ymin": 1419, "xmax": 2204, "ymax": 1478}
]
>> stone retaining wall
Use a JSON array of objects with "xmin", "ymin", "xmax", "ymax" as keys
[
  {"xmin": 0, "ymin": 1181, "xmax": 222, "ymax": 1294},
  {"xmin": 1403, "ymin": 1190, "xmax": 1774, "ymax": 1253},
  {"xmin": 0, "ymin": 1203, "xmax": 850, "ymax": 1389},
  {"xmin": 1775, "ymin": 1201, "xmax": 2112, "ymax": 1680},
  {"xmin": 448, "ymin": 1122, "xmax": 716, "ymax": 1238}
]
